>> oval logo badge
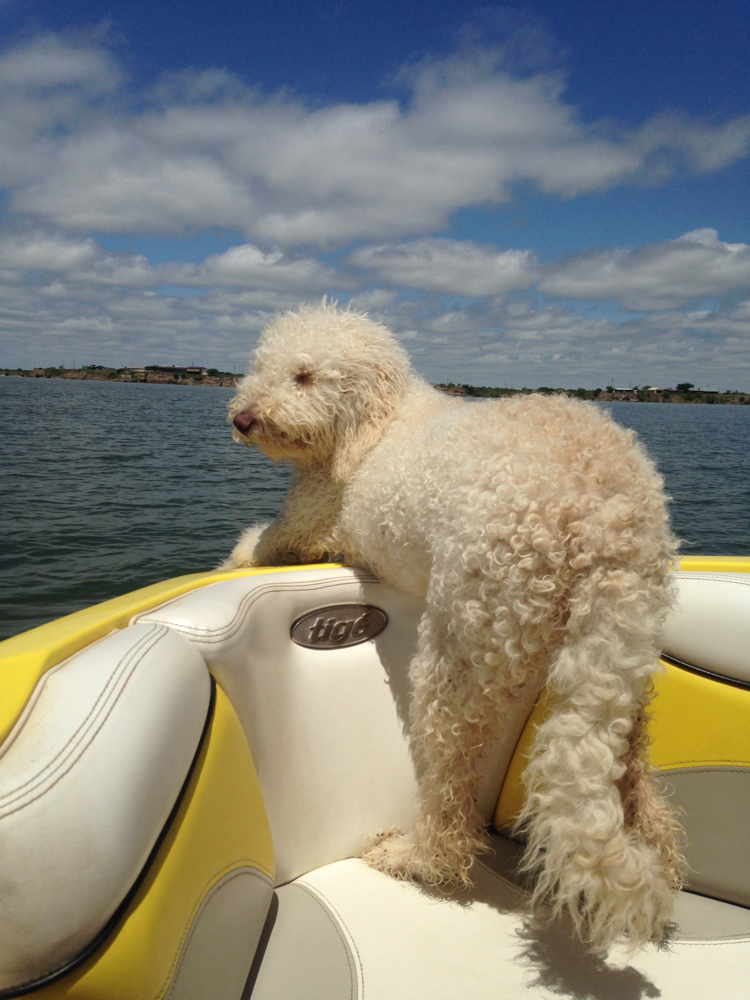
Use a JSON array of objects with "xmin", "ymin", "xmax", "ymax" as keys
[{"xmin": 291, "ymin": 604, "xmax": 387, "ymax": 649}]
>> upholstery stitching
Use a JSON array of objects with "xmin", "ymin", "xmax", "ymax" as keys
[
  {"xmin": 668, "ymin": 936, "xmax": 750, "ymax": 947},
  {"xmin": 475, "ymin": 859, "xmax": 750, "ymax": 947},
  {"xmin": 675, "ymin": 573, "xmax": 750, "ymax": 586},
  {"xmin": 122, "ymin": 573, "xmax": 339, "ymax": 621},
  {"xmin": 137, "ymin": 572, "xmax": 379, "ymax": 645},
  {"xmin": 143, "ymin": 574, "xmax": 379, "ymax": 644},
  {"xmin": 657, "ymin": 763, "xmax": 750, "ymax": 771},
  {"xmin": 0, "ymin": 629, "xmax": 119, "ymax": 764},
  {"xmin": 475, "ymin": 857, "xmax": 532, "ymax": 899},
  {"xmin": 0, "ymin": 626, "xmax": 196, "ymax": 818},
  {"xmin": 294, "ymin": 880, "xmax": 364, "ymax": 1000},
  {"xmin": 0, "ymin": 625, "xmax": 164, "ymax": 809},
  {"xmin": 160, "ymin": 866, "xmax": 273, "ymax": 1000},
  {"xmin": 0, "ymin": 625, "xmax": 160, "ymax": 801},
  {"xmin": 152, "ymin": 861, "xmax": 273, "ymax": 1000},
  {"xmin": 0, "ymin": 624, "xmax": 166, "ymax": 810}
]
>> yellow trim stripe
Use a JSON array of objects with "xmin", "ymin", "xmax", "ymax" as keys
[
  {"xmin": 677, "ymin": 555, "xmax": 750, "ymax": 574},
  {"xmin": 0, "ymin": 563, "xmax": 341, "ymax": 746},
  {"xmin": 36, "ymin": 684, "xmax": 274, "ymax": 999}
]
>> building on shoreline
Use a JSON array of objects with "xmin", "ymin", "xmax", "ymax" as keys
[{"xmin": 142, "ymin": 365, "xmax": 208, "ymax": 376}]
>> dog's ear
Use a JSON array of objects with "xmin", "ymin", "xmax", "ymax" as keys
[{"xmin": 331, "ymin": 362, "xmax": 406, "ymax": 483}]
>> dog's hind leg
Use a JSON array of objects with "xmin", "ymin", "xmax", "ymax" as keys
[{"xmin": 517, "ymin": 566, "xmax": 685, "ymax": 953}]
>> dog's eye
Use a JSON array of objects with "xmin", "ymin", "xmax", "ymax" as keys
[{"xmin": 295, "ymin": 371, "xmax": 313, "ymax": 386}]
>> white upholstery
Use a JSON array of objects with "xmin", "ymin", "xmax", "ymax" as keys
[
  {"xmin": 250, "ymin": 845, "xmax": 750, "ymax": 1000},
  {"xmin": 0, "ymin": 624, "xmax": 211, "ymax": 991},
  {"xmin": 134, "ymin": 568, "xmax": 544, "ymax": 885},
  {"xmin": 664, "ymin": 573, "xmax": 750, "ymax": 682}
]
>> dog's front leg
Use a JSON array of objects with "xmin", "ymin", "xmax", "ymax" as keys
[
  {"xmin": 221, "ymin": 467, "xmax": 345, "ymax": 568},
  {"xmin": 364, "ymin": 605, "xmax": 502, "ymax": 890},
  {"xmin": 219, "ymin": 519, "xmax": 296, "ymax": 568}
]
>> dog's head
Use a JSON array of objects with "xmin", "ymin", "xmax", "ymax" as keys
[{"xmin": 229, "ymin": 302, "xmax": 411, "ymax": 482}]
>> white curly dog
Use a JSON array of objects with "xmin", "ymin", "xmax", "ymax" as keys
[{"xmin": 224, "ymin": 301, "xmax": 684, "ymax": 953}]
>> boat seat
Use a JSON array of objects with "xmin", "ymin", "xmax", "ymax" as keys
[
  {"xmin": 2, "ymin": 564, "xmax": 748, "ymax": 999},
  {"xmin": 135, "ymin": 565, "xmax": 750, "ymax": 999},
  {"xmin": 246, "ymin": 837, "xmax": 750, "ymax": 1000},
  {"xmin": 0, "ymin": 623, "xmax": 274, "ymax": 1000}
]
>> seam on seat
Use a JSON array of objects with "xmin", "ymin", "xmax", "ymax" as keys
[
  {"xmin": 153, "ymin": 862, "xmax": 274, "ymax": 1000},
  {"xmin": 667, "ymin": 936, "xmax": 750, "ymax": 947},
  {"xmin": 162, "ymin": 866, "xmax": 273, "ymax": 1000},
  {"xmin": 475, "ymin": 857, "xmax": 532, "ymax": 899},
  {"xmin": 656, "ymin": 762, "xmax": 750, "ymax": 771},
  {"xmin": 659, "ymin": 654, "xmax": 750, "ymax": 693},
  {"xmin": 0, "ymin": 629, "xmax": 120, "ymax": 764},
  {"xmin": 136, "ymin": 572, "xmax": 380, "ymax": 645},
  {"xmin": 674, "ymin": 573, "xmax": 750, "ymax": 585},
  {"xmin": 0, "ymin": 624, "xmax": 168, "ymax": 816},
  {"xmin": 477, "ymin": 859, "xmax": 750, "ymax": 948},
  {"xmin": 293, "ymin": 880, "xmax": 363, "ymax": 1000},
  {"xmin": 0, "ymin": 624, "xmax": 161, "ymax": 784}
]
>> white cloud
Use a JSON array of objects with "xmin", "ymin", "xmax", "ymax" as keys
[
  {"xmin": 0, "ymin": 228, "xmax": 348, "ymax": 292},
  {"xmin": 539, "ymin": 229, "xmax": 750, "ymax": 309},
  {"xmin": 1, "ymin": 36, "xmax": 749, "ymax": 247},
  {"xmin": 0, "ymin": 232, "xmax": 99, "ymax": 271},
  {"xmin": 347, "ymin": 239, "xmax": 538, "ymax": 296},
  {"xmin": 186, "ymin": 243, "xmax": 348, "ymax": 291},
  {"xmin": 633, "ymin": 112, "xmax": 750, "ymax": 175},
  {"xmin": 0, "ymin": 33, "xmax": 120, "ymax": 91}
]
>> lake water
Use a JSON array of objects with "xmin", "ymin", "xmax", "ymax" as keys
[{"xmin": 1, "ymin": 378, "xmax": 748, "ymax": 640}]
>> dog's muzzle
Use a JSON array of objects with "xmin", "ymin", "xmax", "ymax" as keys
[{"xmin": 233, "ymin": 409, "xmax": 256, "ymax": 435}]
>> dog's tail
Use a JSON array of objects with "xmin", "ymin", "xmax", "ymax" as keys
[{"xmin": 516, "ymin": 564, "xmax": 685, "ymax": 955}]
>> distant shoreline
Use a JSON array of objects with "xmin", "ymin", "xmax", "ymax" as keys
[
  {"xmin": 2, "ymin": 367, "xmax": 240, "ymax": 387},
  {"xmin": 3, "ymin": 369, "xmax": 749, "ymax": 404},
  {"xmin": 435, "ymin": 383, "xmax": 750, "ymax": 404}
]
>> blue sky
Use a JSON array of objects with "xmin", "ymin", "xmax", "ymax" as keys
[{"xmin": 1, "ymin": 1, "xmax": 749, "ymax": 388}]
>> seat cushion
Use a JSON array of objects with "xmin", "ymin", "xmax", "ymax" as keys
[
  {"xmin": 34, "ymin": 681, "xmax": 275, "ymax": 1000},
  {"xmin": 0, "ymin": 624, "xmax": 210, "ymax": 992},
  {"xmin": 248, "ymin": 836, "xmax": 750, "ymax": 1000},
  {"xmin": 662, "ymin": 572, "xmax": 750, "ymax": 684}
]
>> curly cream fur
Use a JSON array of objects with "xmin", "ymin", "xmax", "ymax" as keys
[{"xmin": 226, "ymin": 300, "xmax": 685, "ymax": 953}]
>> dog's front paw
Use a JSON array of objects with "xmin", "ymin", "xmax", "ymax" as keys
[
  {"xmin": 218, "ymin": 523, "xmax": 271, "ymax": 570},
  {"xmin": 362, "ymin": 829, "xmax": 416, "ymax": 880},
  {"xmin": 362, "ymin": 829, "xmax": 472, "ymax": 891}
]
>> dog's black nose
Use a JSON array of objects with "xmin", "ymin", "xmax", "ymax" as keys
[{"xmin": 233, "ymin": 409, "xmax": 256, "ymax": 433}]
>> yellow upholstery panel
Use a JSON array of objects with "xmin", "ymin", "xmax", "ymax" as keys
[
  {"xmin": 493, "ymin": 689, "xmax": 552, "ymax": 833},
  {"xmin": 494, "ymin": 555, "xmax": 750, "ymax": 833},
  {"xmin": 649, "ymin": 662, "xmax": 750, "ymax": 770},
  {"xmin": 494, "ymin": 661, "xmax": 750, "ymax": 832},
  {"xmin": 0, "ymin": 563, "xmax": 340, "ymax": 746},
  {"xmin": 35, "ymin": 683, "xmax": 274, "ymax": 1000}
]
